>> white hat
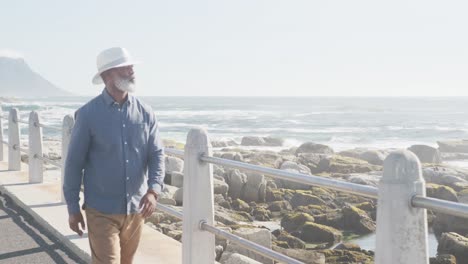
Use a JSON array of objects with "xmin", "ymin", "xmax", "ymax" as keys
[{"xmin": 92, "ymin": 47, "xmax": 140, "ymax": 85}]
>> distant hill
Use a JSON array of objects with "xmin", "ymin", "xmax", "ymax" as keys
[{"xmin": 0, "ymin": 56, "xmax": 72, "ymax": 97}]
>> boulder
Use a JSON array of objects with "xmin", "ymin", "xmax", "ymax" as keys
[
  {"xmin": 232, "ymin": 199, "xmax": 251, "ymax": 213},
  {"xmin": 170, "ymin": 172, "xmax": 184, "ymax": 188},
  {"xmin": 437, "ymin": 232, "xmax": 468, "ymax": 263},
  {"xmin": 241, "ymin": 136, "xmax": 266, "ymax": 146},
  {"xmin": 426, "ymin": 183, "xmax": 458, "ymax": 202},
  {"xmin": 277, "ymin": 161, "xmax": 312, "ymax": 190},
  {"xmin": 318, "ymin": 155, "xmax": 377, "ymax": 174},
  {"xmin": 438, "ymin": 140, "xmax": 468, "ymax": 153},
  {"xmin": 251, "ymin": 207, "xmax": 271, "ymax": 221},
  {"xmin": 267, "ymin": 201, "xmax": 292, "ymax": 212},
  {"xmin": 221, "ymin": 152, "xmax": 244, "ymax": 162},
  {"xmin": 263, "ymin": 137, "xmax": 284, "ymax": 146},
  {"xmin": 341, "ymin": 205, "xmax": 376, "ymax": 234},
  {"xmin": 165, "ymin": 156, "xmax": 184, "ymax": 173},
  {"xmin": 214, "ymin": 178, "xmax": 229, "ymax": 196},
  {"xmin": 296, "ymin": 142, "xmax": 334, "ymax": 155},
  {"xmin": 220, "ymin": 253, "xmax": 263, "ymax": 264},
  {"xmin": 300, "ymin": 222, "xmax": 343, "ymax": 246},
  {"xmin": 296, "ymin": 153, "xmax": 325, "ymax": 173},
  {"xmin": 272, "ymin": 246, "xmax": 326, "ymax": 264},
  {"xmin": 408, "ymin": 145, "xmax": 441, "ymax": 163},
  {"xmin": 276, "ymin": 232, "xmax": 306, "ymax": 249},
  {"xmin": 344, "ymin": 173, "xmax": 380, "ymax": 187},
  {"xmin": 173, "ymin": 188, "xmax": 183, "ymax": 206},
  {"xmin": 429, "ymin": 254, "xmax": 457, "ymax": 264},
  {"xmin": 241, "ymin": 173, "xmax": 266, "ymax": 203},
  {"xmin": 226, "ymin": 170, "xmax": 247, "ymax": 199},
  {"xmin": 212, "ymin": 139, "xmax": 238, "ymax": 148},
  {"xmin": 290, "ymin": 192, "xmax": 327, "ymax": 208},
  {"xmin": 281, "ymin": 212, "xmax": 315, "ymax": 233},
  {"xmin": 225, "ymin": 227, "xmax": 273, "ymax": 264},
  {"xmin": 423, "ymin": 166, "xmax": 468, "ymax": 191},
  {"xmin": 339, "ymin": 148, "xmax": 387, "ymax": 166},
  {"xmin": 244, "ymin": 151, "xmax": 282, "ymax": 168}
]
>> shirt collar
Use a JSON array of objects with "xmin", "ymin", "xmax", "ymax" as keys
[{"xmin": 101, "ymin": 88, "xmax": 132, "ymax": 107}]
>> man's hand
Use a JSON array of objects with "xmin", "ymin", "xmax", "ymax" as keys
[
  {"xmin": 69, "ymin": 212, "xmax": 86, "ymax": 236},
  {"xmin": 139, "ymin": 192, "xmax": 157, "ymax": 218}
]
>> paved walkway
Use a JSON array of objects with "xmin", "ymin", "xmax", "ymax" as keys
[
  {"xmin": 0, "ymin": 193, "xmax": 86, "ymax": 264},
  {"xmin": 0, "ymin": 147, "xmax": 182, "ymax": 264}
]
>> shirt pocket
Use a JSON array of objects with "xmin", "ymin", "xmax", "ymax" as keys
[{"xmin": 128, "ymin": 123, "xmax": 148, "ymax": 148}]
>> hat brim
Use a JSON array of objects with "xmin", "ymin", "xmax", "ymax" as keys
[{"xmin": 92, "ymin": 60, "xmax": 141, "ymax": 85}]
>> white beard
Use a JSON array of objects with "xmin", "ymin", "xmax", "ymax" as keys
[{"xmin": 115, "ymin": 76, "xmax": 136, "ymax": 93}]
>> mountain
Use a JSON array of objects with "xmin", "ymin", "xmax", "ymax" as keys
[{"xmin": 0, "ymin": 56, "xmax": 72, "ymax": 97}]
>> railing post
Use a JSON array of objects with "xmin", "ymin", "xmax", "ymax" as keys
[
  {"xmin": 182, "ymin": 128, "xmax": 215, "ymax": 264},
  {"xmin": 376, "ymin": 150, "xmax": 428, "ymax": 264},
  {"xmin": 29, "ymin": 111, "xmax": 44, "ymax": 183},
  {"xmin": 61, "ymin": 114, "xmax": 74, "ymax": 203},
  {"xmin": 0, "ymin": 106, "xmax": 3, "ymax": 161},
  {"xmin": 8, "ymin": 108, "xmax": 21, "ymax": 171}
]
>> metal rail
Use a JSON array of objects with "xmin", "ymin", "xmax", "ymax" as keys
[
  {"xmin": 201, "ymin": 154, "xmax": 379, "ymax": 199},
  {"xmin": 156, "ymin": 204, "xmax": 183, "ymax": 220},
  {"xmin": 412, "ymin": 195, "xmax": 468, "ymax": 218},
  {"xmin": 200, "ymin": 221, "xmax": 304, "ymax": 264}
]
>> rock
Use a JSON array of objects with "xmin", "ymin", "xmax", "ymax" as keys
[
  {"xmin": 214, "ymin": 179, "xmax": 229, "ymax": 196},
  {"xmin": 339, "ymin": 148, "xmax": 387, "ymax": 166},
  {"xmin": 170, "ymin": 172, "xmax": 184, "ymax": 188},
  {"xmin": 158, "ymin": 197, "xmax": 177, "ymax": 206},
  {"xmin": 437, "ymin": 232, "xmax": 468, "ymax": 263},
  {"xmin": 251, "ymin": 207, "xmax": 271, "ymax": 221},
  {"xmin": 277, "ymin": 161, "xmax": 312, "ymax": 190},
  {"xmin": 241, "ymin": 136, "xmax": 266, "ymax": 146},
  {"xmin": 225, "ymin": 227, "xmax": 273, "ymax": 264},
  {"xmin": 267, "ymin": 201, "xmax": 292, "ymax": 212},
  {"xmin": 232, "ymin": 199, "xmax": 251, "ymax": 213},
  {"xmin": 221, "ymin": 152, "xmax": 244, "ymax": 162},
  {"xmin": 296, "ymin": 142, "xmax": 334, "ymax": 155},
  {"xmin": 272, "ymin": 246, "xmax": 326, "ymax": 264},
  {"xmin": 165, "ymin": 156, "xmax": 184, "ymax": 173},
  {"xmin": 318, "ymin": 155, "xmax": 377, "ymax": 174},
  {"xmin": 438, "ymin": 140, "xmax": 468, "ymax": 153},
  {"xmin": 333, "ymin": 242, "xmax": 362, "ymax": 251},
  {"xmin": 276, "ymin": 232, "xmax": 306, "ymax": 249},
  {"xmin": 241, "ymin": 173, "xmax": 266, "ymax": 203},
  {"xmin": 263, "ymin": 137, "xmax": 284, "ymax": 146},
  {"xmin": 296, "ymin": 153, "xmax": 325, "ymax": 173},
  {"xmin": 215, "ymin": 245, "xmax": 224, "ymax": 261},
  {"xmin": 226, "ymin": 170, "xmax": 247, "ymax": 199},
  {"xmin": 290, "ymin": 192, "xmax": 327, "ymax": 208},
  {"xmin": 426, "ymin": 183, "xmax": 458, "ymax": 202},
  {"xmin": 344, "ymin": 173, "xmax": 380, "ymax": 187},
  {"xmin": 433, "ymin": 213, "xmax": 468, "ymax": 239},
  {"xmin": 423, "ymin": 166, "xmax": 468, "ymax": 191},
  {"xmin": 215, "ymin": 205, "xmax": 253, "ymax": 225},
  {"xmin": 318, "ymin": 249, "xmax": 374, "ymax": 264},
  {"xmin": 341, "ymin": 205, "xmax": 376, "ymax": 234},
  {"xmin": 300, "ymin": 222, "xmax": 343, "ymax": 246},
  {"xmin": 220, "ymin": 253, "xmax": 263, "ymax": 264},
  {"xmin": 173, "ymin": 188, "xmax": 183, "ymax": 206},
  {"xmin": 408, "ymin": 145, "xmax": 441, "ymax": 163},
  {"xmin": 244, "ymin": 151, "xmax": 282, "ymax": 168},
  {"xmin": 281, "ymin": 212, "xmax": 315, "ymax": 233},
  {"xmin": 429, "ymin": 254, "xmax": 457, "ymax": 264},
  {"xmin": 212, "ymin": 139, "xmax": 238, "ymax": 148},
  {"xmin": 441, "ymin": 152, "xmax": 468, "ymax": 161}
]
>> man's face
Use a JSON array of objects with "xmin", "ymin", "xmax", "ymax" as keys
[{"xmin": 109, "ymin": 65, "xmax": 136, "ymax": 92}]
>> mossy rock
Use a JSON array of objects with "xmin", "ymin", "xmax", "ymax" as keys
[
  {"xmin": 252, "ymin": 207, "xmax": 271, "ymax": 221},
  {"xmin": 268, "ymin": 201, "xmax": 292, "ymax": 212},
  {"xmin": 277, "ymin": 232, "xmax": 306, "ymax": 249},
  {"xmin": 231, "ymin": 199, "xmax": 251, "ymax": 213},
  {"xmin": 281, "ymin": 212, "xmax": 315, "ymax": 233},
  {"xmin": 318, "ymin": 155, "xmax": 379, "ymax": 174},
  {"xmin": 275, "ymin": 240, "xmax": 290, "ymax": 249},
  {"xmin": 426, "ymin": 183, "xmax": 458, "ymax": 202},
  {"xmin": 341, "ymin": 205, "xmax": 376, "ymax": 234},
  {"xmin": 290, "ymin": 192, "xmax": 327, "ymax": 208},
  {"xmin": 300, "ymin": 222, "xmax": 343, "ymax": 246},
  {"xmin": 318, "ymin": 249, "xmax": 374, "ymax": 264},
  {"xmin": 265, "ymin": 188, "xmax": 285, "ymax": 202}
]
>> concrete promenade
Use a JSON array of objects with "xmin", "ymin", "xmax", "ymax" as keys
[{"xmin": 0, "ymin": 148, "xmax": 182, "ymax": 264}]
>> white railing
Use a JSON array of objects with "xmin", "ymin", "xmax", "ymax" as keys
[{"xmin": 1, "ymin": 107, "xmax": 468, "ymax": 264}]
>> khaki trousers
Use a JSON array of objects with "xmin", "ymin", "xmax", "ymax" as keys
[{"xmin": 85, "ymin": 207, "xmax": 144, "ymax": 264}]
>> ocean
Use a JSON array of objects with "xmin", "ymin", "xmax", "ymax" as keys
[{"xmin": 1, "ymin": 96, "xmax": 468, "ymax": 152}]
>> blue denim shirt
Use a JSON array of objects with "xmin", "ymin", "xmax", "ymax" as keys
[{"xmin": 63, "ymin": 89, "xmax": 165, "ymax": 215}]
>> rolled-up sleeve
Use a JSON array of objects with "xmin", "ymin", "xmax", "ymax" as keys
[
  {"xmin": 63, "ymin": 109, "xmax": 90, "ymax": 214},
  {"xmin": 147, "ymin": 111, "xmax": 165, "ymax": 194}
]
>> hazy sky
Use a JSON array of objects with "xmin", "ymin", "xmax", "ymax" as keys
[{"xmin": 1, "ymin": 0, "xmax": 468, "ymax": 96}]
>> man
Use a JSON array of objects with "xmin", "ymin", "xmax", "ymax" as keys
[{"xmin": 63, "ymin": 47, "xmax": 165, "ymax": 264}]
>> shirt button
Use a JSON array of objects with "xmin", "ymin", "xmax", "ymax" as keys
[
  {"xmin": 127, "ymin": 194, "xmax": 129, "ymax": 197},
  {"xmin": 126, "ymin": 160, "xmax": 129, "ymax": 163},
  {"xmin": 124, "ymin": 141, "xmax": 128, "ymax": 145},
  {"xmin": 118, "ymin": 109, "xmax": 121, "ymax": 112},
  {"xmin": 123, "ymin": 124, "xmax": 126, "ymax": 128},
  {"xmin": 126, "ymin": 177, "xmax": 129, "ymax": 180}
]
